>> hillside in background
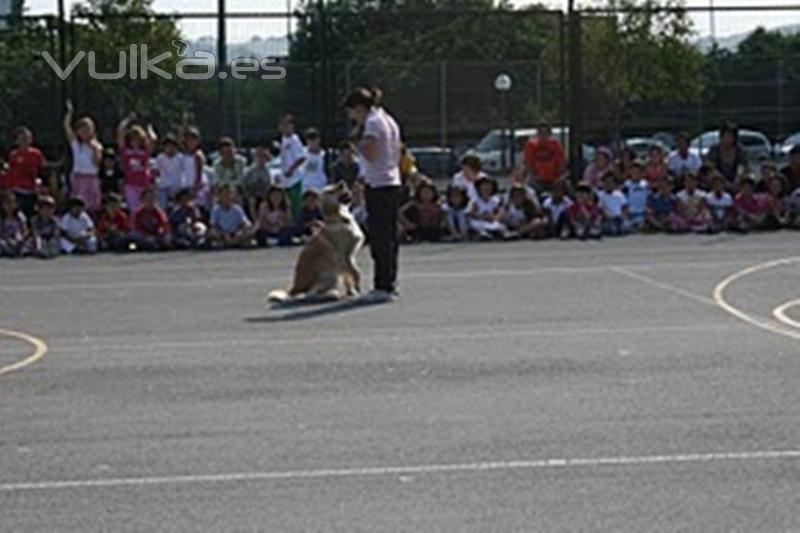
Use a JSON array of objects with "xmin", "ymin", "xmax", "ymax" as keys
[{"xmin": 695, "ymin": 23, "xmax": 800, "ymax": 52}]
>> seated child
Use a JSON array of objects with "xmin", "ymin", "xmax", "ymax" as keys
[
  {"xmin": 399, "ymin": 180, "xmax": 444, "ymax": 242},
  {"xmin": 733, "ymin": 176, "xmax": 766, "ymax": 232},
  {"xmin": 596, "ymin": 172, "xmax": 630, "ymax": 236},
  {"xmin": 787, "ymin": 185, "xmax": 800, "ymax": 229},
  {"xmin": 646, "ymin": 178, "xmax": 680, "ymax": 232},
  {"xmin": 564, "ymin": 182, "xmax": 602, "ymax": 239},
  {"xmin": 705, "ymin": 173, "xmax": 734, "ymax": 233},
  {"xmin": 623, "ymin": 161, "xmax": 649, "ymax": 230},
  {"xmin": 292, "ymin": 188, "xmax": 323, "ymax": 240},
  {"xmin": 168, "ymin": 188, "xmax": 207, "ymax": 249},
  {"xmin": 132, "ymin": 188, "xmax": 172, "ymax": 251},
  {"xmin": 256, "ymin": 185, "xmax": 293, "ymax": 247},
  {"xmin": 759, "ymin": 175, "xmax": 789, "ymax": 230},
  {"xmin": 443, "ymin": 184, "xmax": 470, "ymax": 241},
  {"xmin": 96, "ymin": 193, "xmax": 132, "ymax": 251},
  {"xmin": 0, "ymin": 192, "xmax": 31, "ymax": 257},
  {"xmin": 208, "ymin": 184, "xmax": 254, "ymax": 248},
  {"xmin": 675, "ymin": 174, "xmax": 711, "ymax": 233},
  {"xmin": 644, "ymin": 145, "xmax": 668, "ymax": 184},
  {"xmin": 542, "ymin": 180, "xmax": 573, "ymax": 238},
  {"xmin": 467, "ymin": 176, "xmax": 506, "ymax": 239},
  {"xmin": 503, "ymin": 184, "xmax": 546, "ymax": 239},
  {"xmin": 31, "ymin": 195, "xmax": 61, "ymax": 259},
  {"xmin": 451, "ymin": 154, "xmax": 485, "ymax": 202},
  {"xmin": 59, "ymin": 197, "xmax": 98, "ymax": 254}
]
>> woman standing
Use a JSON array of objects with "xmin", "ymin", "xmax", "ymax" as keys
[
  {"xmin": 706, "ymin": 122, "xmax": 748, "ymax": 185},
  {"xmin": 345, "ymin": 86, "xmax": 402, "ymax": 303}
]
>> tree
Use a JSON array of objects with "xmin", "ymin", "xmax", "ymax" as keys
[{"xmin": 580, "ymin": 0, "xmax": 704, "ymax": 138}]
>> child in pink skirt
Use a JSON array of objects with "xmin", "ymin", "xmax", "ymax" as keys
[
  {"xmin": 63, "ymin": 100, "xmax": 102, "ymax": 211},
  {"xmin": 117, "ymin": 112, "xmax": 157, "ymax": 213}
]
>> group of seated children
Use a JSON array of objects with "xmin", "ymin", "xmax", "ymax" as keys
[
  {"xmin": 395, "ymin": 156, "xmax": 800, "ymax": 243},
  {"xmin": 0, "ymin": 183, "xmax": 327, "ymax": 258}
]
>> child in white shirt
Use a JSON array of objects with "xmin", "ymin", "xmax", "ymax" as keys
[
  {"xmin": 301, "ymin": 128, "xmax": 328, "ymax": 193},
  {"xmin": 60, "ymin": 197, "xmax": 97, "ymax": 254},
  {"xmin": 467, "ymin": 177, "xmax": 506, "ymax": 239},
  {"xmin": 596, "ymin": 172, "xmax": 629, "ymax": 236}
]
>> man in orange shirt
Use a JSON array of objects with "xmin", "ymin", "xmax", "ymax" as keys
[{"xmin": 523, "ymin": 121, "xmax": 566, "ymax": 193}]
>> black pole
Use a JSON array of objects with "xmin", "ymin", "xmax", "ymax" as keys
[
  {"xmin": 217, "ymin": 0, "xmax": 227, "ymax": 139},
  {"xmin": 558, "ymin": 11, "xmax": 567, "ymax": 148},
  {"xmin": 567, "ymin": 0, "xmax": 583, "ymax": 183}
]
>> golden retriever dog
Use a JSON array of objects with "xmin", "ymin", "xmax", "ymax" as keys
[{"xmin": 268, "ymin": 182, "xmax": 365, "ymax": 303}]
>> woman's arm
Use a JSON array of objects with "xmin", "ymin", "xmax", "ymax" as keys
[{"xmin": 63, "ymin": 100, "xmax": 75, "ymax": 142}]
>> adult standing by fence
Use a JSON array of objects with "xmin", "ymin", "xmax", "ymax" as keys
[{"xmin": 345, "ymin": 86, "xmax": 402, "ymax": 303}]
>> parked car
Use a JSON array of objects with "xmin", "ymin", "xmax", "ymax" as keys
[
  {"xmin": 690, "ymin": 129, "xmax": 773, "ymax": 161},
  {"xmin": 407, "ymin": 146, "xmax": 460, "ymax": 181},
  {"xmin": 624, "ymin": 137, "xmax": 670, "ymax": 161},
  {"xmin": 777, "ymin": 132, "xmax": 800, "ymax": 163},
  {"xmin": 468, "ymin": 127, "xmax": 594, "ymax": 174}
]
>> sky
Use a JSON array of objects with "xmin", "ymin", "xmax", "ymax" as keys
[{"xmin": 18, "ymin": 0, "xmax": 800, "ymax": 42}]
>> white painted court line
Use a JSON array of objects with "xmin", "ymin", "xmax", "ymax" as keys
[
  {"xmin": 3, "ymin": 449, "xmax": 800, "ymax": 492},
  {"xmin": 0, "ymin": 328, "xmax": 48, "ymax": 377},
  {"xmin": 773, "ymin": 300, "xmax": 800, "ymax": 330},
  {"xmin": 610, "ymin": 267, "xmax": 718, "ymax": 308},
  {"xmin": 51, "ymin": 323, "xmax": 740, "ymax": 354},
  {"xmin": 713, "ymin": 257, "xmax": 800, "ymax": 342}
]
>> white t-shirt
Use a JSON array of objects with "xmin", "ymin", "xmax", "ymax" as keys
[
  {"xmin": 302, "ymin": 149, "xmax": 328, "ymax": 192},
  {"xmin": 542, "ymin": 196, "xmax": 573, "ymax": 222},
  {"xmin": 360, "ymin": 107, "xmax": 401, "ymax": 188},
  {"xmin": 624, "ymin": 179, "xmax": 649, "ymax": 215},
  {"xmin": 60, "ymin": 211, "xmax": 94, "ymax": 238},
  {"xmin": 156, "ymin": 152, "xmax": 186, "ymax": 190},
  {"xmin": 667, "ymin": 150, "xmax": 701, "ymax": 176},
  {"xmin": 596, "ymin": 189, "xmax": 628, "ymax": 218},
  {"xmin": 70, "ymin": 140, "xmax": 98, "ymax": 175},
  {"xmin": 280, "ymin": 134, "xmax": 306, "ymax": 187},
  {"xmin": 705, "ymin": 191, "xmax": 733, "ymax": 219},
  {"xmin": 469, "ymin": 195, "xmax": 501, "ymax": 216},
  {"xmin": 180, "ymin": 150, "xmax": 203, "ymax": 189},
  {"xmin": 451, "ymin": 171, "xmax": 486, "ymax": 202}
]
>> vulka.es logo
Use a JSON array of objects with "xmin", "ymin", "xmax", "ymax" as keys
[{"xmin": 41, "ymin": 42, "xmax": 287, "ymax": 81}]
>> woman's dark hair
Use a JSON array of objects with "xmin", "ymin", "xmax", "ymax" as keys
[
  {"xmin": 719, "ymin": 121, "xmax": 739, "ymax": 143},
  {"xmin": 343, "ymin": 86, "xmax": 383, "ymax": 109},
  {"xmin": 413, "ymin": 180, "xmax": 439, "ymax": 203},
  {"xmin": 265, "ymin": 185, "xmax": 289, "ymax": 211}
]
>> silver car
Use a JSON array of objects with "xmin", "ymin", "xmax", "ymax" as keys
[{"xmin": 690, "ymin": 129, "xmax": 773, "ymax": 161}]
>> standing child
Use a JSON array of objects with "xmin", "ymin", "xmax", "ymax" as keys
[
  {"xmin": 705, "ymin": 173, "xmax": 734, "ymax": 233},
  {"xmin": 596, "ymin": 172, "xmax": 630, "ymax": 236},
  {"xmin": 63, "ymin": 100, "xmax": 102, "ymax": 211},
  {"xmin": 59, "ymin": 197, "xmax": 97, "ymax": 254},
  {"xmin": 131, "ymin": 188, "xmax": 171, "ymax": 251},
  {"xmin": 6, "ymin": 126, "xmax": 45, "ymax": 219},
  {"xmin": 168, "ymin": 188, "xmax": 207, "ymax": 249},
  {"xmin": 564, "ymin": 182, "xmax": 602, "ymax": 240},
  {"xmin": 255, "ymin": 185, "xmax": 293, "ymax": 247},
  {"xmin": 208, "ymin": 184, "xmax": 254, "ymax": 249},
  {"xmin": 155, "ymin": 135, "xmax": 186, "ymax": 208},
  {"xmin": 116, "ymin": 113, "xmax": 157, "ymax": 213},
  {"xmin": 467, "ymin": 177, "xmax": 506, "ymax": 239},
  {"xmin": 278, "ymin": 114, "xmax": 306, "ymax": 218},
  {"xmin": 180, "ymin": 126, "xmax": 208, "ymax": 207},
  {"xmin": 443, "ymin": 185, "xmax": 470, "ymax": 241},
  {"xmin": 96, "ymin": 193, "xmax": 132, "ymax": 251},
  {"xmin": 242, "ymin": 144, "xmax": 273, "ymax": 220},
  {"xmin": 0, "ymin": 192, "xmax": 31, "ymax": 257},
  {"xmin": 398, "ymin": 180, "xmax": 444, "ymax": 242},
  {"xmin": 542, "ymin": 180, "xmax": 574, "ymax": 238},
  {"xmin": 302, "ymin": 128, "xmax": 328, "ymax": 193},
  {"xmin": 30, "ymin": 195, "xmax": 61, "ymax": 258},
  {"xmin": 99, "ymin": 149, "xmax": 123, "ymax": 197},
  {"xmin": 623, "ymin": 161, "xmax": 649, "ymax": 230},
  {"xmin": 675, "ymin": 174, "xmax": 711, "ymax": 233}
]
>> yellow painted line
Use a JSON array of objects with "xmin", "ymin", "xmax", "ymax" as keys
[
  {"xmin": 712, "ymin": 257, "xmax": 800, "ymax": 342},
  {"xmin": 774, "ymin": 299, "xmax": 800, "ymax": 331},
  {"xmin": 0, "ymin": 328, "xmax": 48, "ymax": 377}
]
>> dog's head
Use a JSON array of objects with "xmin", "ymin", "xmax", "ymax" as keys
[{"xmin": 321, "ymin": 182, "xmax": 351, "ymax": 218}]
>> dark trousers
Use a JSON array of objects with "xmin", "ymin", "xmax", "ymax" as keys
[{"xmin": 366, "ymin": 185, "xmax": 401, "ymax": 292}]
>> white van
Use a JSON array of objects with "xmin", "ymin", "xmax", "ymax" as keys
[{"xmin": 467, "ymin": 127, "xmax": 594, "ymax": 173}]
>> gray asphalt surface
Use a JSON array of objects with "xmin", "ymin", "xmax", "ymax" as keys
[{"xmin": 1, "ymin": 233, "xmax": 800, "ymax": 532}]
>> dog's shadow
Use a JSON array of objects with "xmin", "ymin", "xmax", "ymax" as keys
[{"xmin": 245, "ymin": 298, "xmax": 380, "ymax": 323}]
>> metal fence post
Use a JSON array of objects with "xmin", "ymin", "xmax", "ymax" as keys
[
  {"xmin": 440, "ymin": 61, "xmax": 447, "ymax": 154},
  {"xmin": 567, "ymin": 2, "xmax": 584, "ymax": 181},
  {"xmin": 217, "ymin": 0, "xmax": 227, "ymax": 139}
]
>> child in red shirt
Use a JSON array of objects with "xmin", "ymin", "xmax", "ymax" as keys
[
  {"xmin": 565, "ymin": 182, "xmax": 602, "ymax": 240},
  {"xmin": 6, "ymin": 126, "xmax": 45, "ymax": 219},
  {"xmin": 132, "ymin": 188, "xmax": 171, "ymax": 251},
  {"xmin": 97, "ymin": 193, "xmax": 132, "ymax": 251}
]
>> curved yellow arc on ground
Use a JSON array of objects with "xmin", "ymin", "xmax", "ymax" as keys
[
  {"xmin": 0, "ymin": 328, "xmax": 48, "ymax": 377},
  {"xmin": 773, "ymin": 299, "xmax": 800, "ymax": 331},
  {"xmin": 712, "ymin": 257, "xmax": 800, "ymax": 342}
]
